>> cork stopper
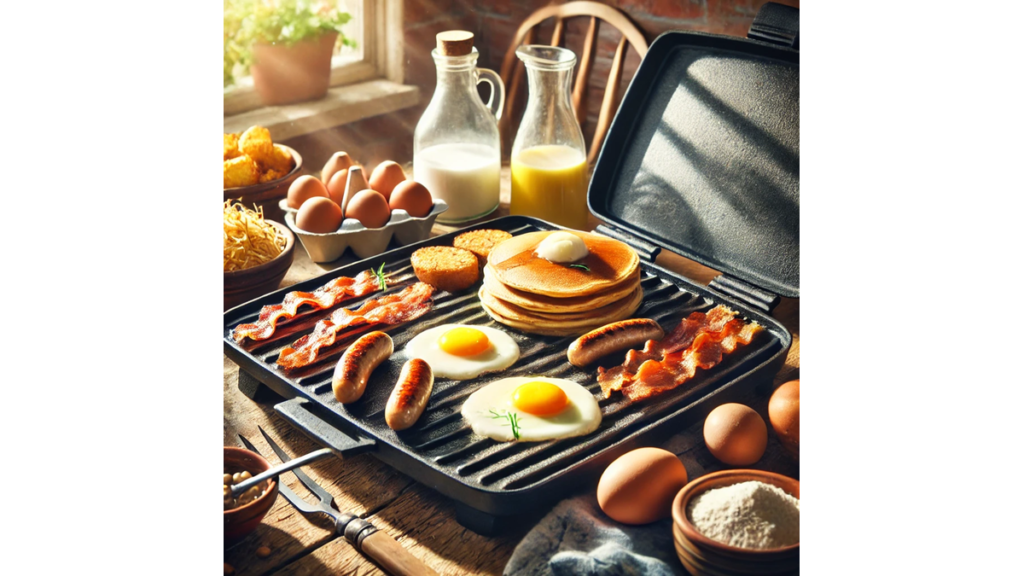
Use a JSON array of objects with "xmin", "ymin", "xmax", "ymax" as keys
[{"xmin": 436, "ymin": 30, "xmax": 474, "ymax": 56}]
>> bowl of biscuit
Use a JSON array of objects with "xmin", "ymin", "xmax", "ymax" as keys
[{"xmin": 224, "ymin": 125, "xmax": 302, "ymax": 203}]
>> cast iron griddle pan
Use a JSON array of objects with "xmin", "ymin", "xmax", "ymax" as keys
[
  {"xmin": 223, "ymin": 216, "xmax": 791, "ymax": 534},
  {"xmin": 590, "ymin": 31, "xmax": 799, "ymax": 298}
]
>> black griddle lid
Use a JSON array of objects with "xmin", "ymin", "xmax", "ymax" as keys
[{"xmin": 588, "ymin": 29, "xmax": 799, "ymax": 298}]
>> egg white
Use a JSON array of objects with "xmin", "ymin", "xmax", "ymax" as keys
[
  {"xmin": 405, "ymin": 324, "xmax": 520, "ymax": 380},
  {"xmin": 461, "ymin": 376, "xmax": 602, "ymax": 442}
]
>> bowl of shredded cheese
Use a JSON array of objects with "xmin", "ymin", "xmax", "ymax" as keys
[
  {"xmin": 224, "ymin": 200, "xmax": 295, "ymax": 310},
  {"xmin": 671, "ymin": 469, "xmax": 799, "ymax": 575}
]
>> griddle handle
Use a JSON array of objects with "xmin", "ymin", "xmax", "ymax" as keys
[
  {"xmin": 748, "ymin": 2, "xmax": 799, "ymax": 49},
  {"xmin": 594, "ymin": 224, "xmax": 661, "ymax": 262},
  {"xmin": 275, "ymin": 397, "xmax": 377, "ymax": 457},
  {"xmin": 709, "ymin": 274, "xmax": 781, "ymax": 314}
]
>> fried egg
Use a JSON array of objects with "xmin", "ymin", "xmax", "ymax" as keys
[
  {"xmin": 461, "ymin": 376, "xmax": 602, "ymax": 442},
  {"xmin": 405, "ymin": 324, "xmax": 520, "ymax": 380}
]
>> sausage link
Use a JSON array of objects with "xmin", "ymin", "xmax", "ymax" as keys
[
  {"xmin": 385, "ymin": 359, "xmax": 434, "ymax": 431},
  {"xmin": 332, "ymin": 331, "xmax": 393, "ymax": 404},
  {"xmin": 567, "ymin": 318, "xmax": 665, "ymax": 367}
]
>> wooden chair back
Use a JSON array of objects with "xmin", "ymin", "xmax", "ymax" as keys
[{"xmin": 498, "ymin": 1, "xmax": 648, "ymax": 164}]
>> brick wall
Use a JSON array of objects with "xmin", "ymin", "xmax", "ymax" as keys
[{"xmin": 285, "ymin": 0, "xmax": 798, "ymax": 171}]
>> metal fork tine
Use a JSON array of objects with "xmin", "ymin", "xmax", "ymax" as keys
[
  {"xmin": 258, "ymin": 426, "xmax": 336, "ymax": 509},
  {"xmin": 237, "ymin": 434, "xmax": 326, "ymax": 516},
  {"xmin": 275, "ymin": 483, "xmax": 322, "ymax": 515},
  {"xmin": 237, "ymin": 432, "xmax": 263, "ymax": 455}
]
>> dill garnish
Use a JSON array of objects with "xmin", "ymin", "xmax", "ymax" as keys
[{"xmin": 488, "ymin": 409, "xmax": 522, "ymax": 440}]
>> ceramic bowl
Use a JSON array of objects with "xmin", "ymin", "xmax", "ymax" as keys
[
  {"xmin": 224, "ymin": 446, "xmax": 279, "ymax": 541},
  {"xmin": 224, "ymin": 144, "xmax": 303, "ymax": 203},
  {"xmin": 671, "ymin": 470, "xmax": 800, "ymax": 576},
  {"xmin": 282, "ymin": 198, "xmax": 448, "ymax": 263},
  {"xmin": 224, "ymin": 220, "xmax": 295, "ymax": 310}
]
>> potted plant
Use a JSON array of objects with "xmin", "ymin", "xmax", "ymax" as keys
[{"xmin": 224, "ymin": 0, "xmax": 355, "ymax": 106}]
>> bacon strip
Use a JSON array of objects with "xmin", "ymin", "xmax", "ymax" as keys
[
  {"xmin": 276, "ymin": 283, "xmax": 434, "ymax": 370},
  {"xmin": 598, "ymin": 305, "xmax": 761, "ymax": 400},
  {"xmin": 598, "ymin": 306, "xmax": 736, "ymax": 396},
  {"xmin": 619, "ymin": 320, "xmax": 762, "ymax": 402},
  {"xmin": 233, "ymin": 270, "xmax": 381, "ymax": 342}
]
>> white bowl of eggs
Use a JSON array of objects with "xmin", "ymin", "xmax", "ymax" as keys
[{"xmin": 281, "ymin": 152, "xmax": 449, "ymax": 263}]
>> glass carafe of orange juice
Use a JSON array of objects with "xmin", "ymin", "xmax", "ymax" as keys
[{"xmin": 510, "ymin": 46, "xmax": 589, "ymax": 230}]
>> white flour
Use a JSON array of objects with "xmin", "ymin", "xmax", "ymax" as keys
[{"xmin": 686, "ymin": 481, "xmax": 800, "ymax": 550}]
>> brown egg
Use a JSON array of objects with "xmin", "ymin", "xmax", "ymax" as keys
[
  {"xmin": 286, "ymin": 175, "xmax": 328, "ymax": 209},
  {"xmin": 368, "ymin": 161, "xmax": 407, "ymax": 201},
  {"xmin": 596, "ymin": 447, "xmax": 689, "ymax": 525},
  {"xmin": 704, "ymin": 403, "xmax": 768, "ymax": 466},
  {"xmin": 326, "ymin": 168, "xmax": 349, "ymax": 205},
  {"xmin": 344, "ymin": 189, "xmax": 391, "ymax": 229},
  {"xmin": 768, "ymin": 380, "xmax": 800, "ymax": 458},
  {"xmin": 295, "ymin": 197, "xmax": 343, "ymax": 233},
  {"xmin": 321, "ymin": 152, "xmax": 355, "ymax": 185},
  {"xmin": 388, "ymin": 180, "xmax": 433, "ymax": 218}
]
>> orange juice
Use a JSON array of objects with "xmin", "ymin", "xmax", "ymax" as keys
[{"xmin": 510, "ymin": 145, "xmax": 589, "ymax": 230}]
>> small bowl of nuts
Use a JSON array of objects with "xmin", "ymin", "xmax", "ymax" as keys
[{"xmin": 224, "ymin": 446, "xmax": 279, "ymax": 541}]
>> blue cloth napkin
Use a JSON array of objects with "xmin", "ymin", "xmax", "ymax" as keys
[{"xmin": 505, "ymin": 494, "xmax": 682, "ymax": 576}]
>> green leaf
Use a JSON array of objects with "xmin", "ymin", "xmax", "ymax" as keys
[{"xmin": 224, "ymin": 0, "xmax": 358, "ymax": 87}]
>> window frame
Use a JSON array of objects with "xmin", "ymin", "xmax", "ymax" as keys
[{"xmin": 223, "ymin": 0, "xmax": 404, "ymax": 117}]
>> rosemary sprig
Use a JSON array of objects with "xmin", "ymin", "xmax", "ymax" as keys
[
  {"xmin": 371, "ymin": 262, "xmax": 387, "ymax": 290},
  {"xmin": 488, "ymin": 409, "xmax": 522, "ymax": 440},
  {"xmin": 569, "ymin": 263, "xmax": 590, "ymax": 272}
]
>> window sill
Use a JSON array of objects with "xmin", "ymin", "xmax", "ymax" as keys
[{"xmin": 223, "ymin": 79, "xmax": 420, "ymax": 141}]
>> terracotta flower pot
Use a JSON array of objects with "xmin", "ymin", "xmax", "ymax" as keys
[{"xmin": 251, "ymin": 31, "xmax": 337, "ymax": 106}]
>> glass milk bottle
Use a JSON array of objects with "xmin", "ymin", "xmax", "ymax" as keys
[
  {"xmin": 414, "ymin": 31, "xmax": 505, "ymax": 224},
  {"xmin": 510, "ymin": 46, "xmax": 589, "ymax": 230}
]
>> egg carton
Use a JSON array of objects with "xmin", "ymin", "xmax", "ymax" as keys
[{"xmin": 282, "ymin": 199, "xmax": 448, "ymax": 262}]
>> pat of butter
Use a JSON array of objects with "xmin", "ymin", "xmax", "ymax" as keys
[{"xmin": 536, "ymin": 231, "xmax": 589, "ymax": 263}]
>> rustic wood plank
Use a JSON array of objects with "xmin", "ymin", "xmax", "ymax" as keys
[
  {"xmin": 223, "ymin": 357, "xmax": 415, "ymax": 575},
  {"xmin": 276, "ymin": 483, "xmax": 525, "ymax": 576},
  {"xmin": 224, "ymin": 80, "xmax": 419, "ymax": 142}
]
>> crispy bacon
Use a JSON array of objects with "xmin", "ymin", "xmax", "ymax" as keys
[
  {"xmin": 598, "ymin": 306, "xmax": 736, "ymax": 395},
  {"xmin": 598, "ymin": 306, "xmax": 762, "ymax": 400},
  {"xmin": 232, "ymin": 270, "xmax": 381, "ymax": 342},
  {"xmin": 276, "ymin": 283, "xmax": 434, "ymax": 369},
  {"xmin": 619, "ymin": 319, "xmax": 762, "ymax": 402},
  {"xmin": 660, "ymin": 305, "xmax": 737, "ymax": 354}
]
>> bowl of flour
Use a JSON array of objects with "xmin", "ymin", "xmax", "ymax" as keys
[{"xmin": 671, "ymin": 470, "xmax": 799, "ymax": 575}]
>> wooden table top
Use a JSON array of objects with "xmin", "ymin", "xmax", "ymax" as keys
[{"xmin": 223, "ymin": 169, "xmax": 799, "ymax": 575}]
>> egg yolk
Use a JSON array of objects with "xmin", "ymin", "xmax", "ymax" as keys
[
  {"xmin": 513, "ymin": 381, "xmax": 569, "ymax": 416},
  {"xmin": 439, "ymin": 327, "xmax": 491, "ymax": 356}
]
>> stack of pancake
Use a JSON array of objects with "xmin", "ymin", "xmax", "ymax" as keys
[{"xmin": 479, "ymin": 230, "xmax": 643, "ymax": 336}]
